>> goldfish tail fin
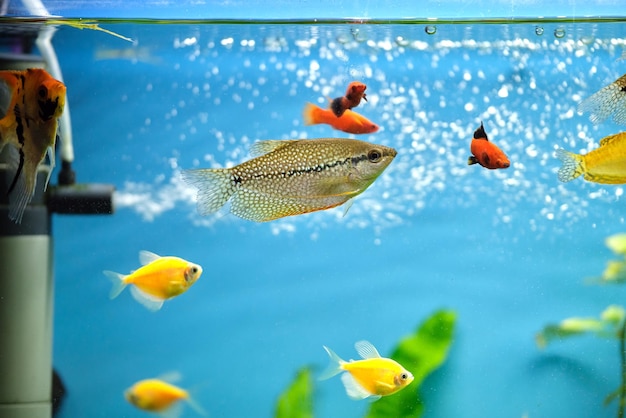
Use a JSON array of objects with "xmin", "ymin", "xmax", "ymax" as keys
[
  {"xmin": 181, "ymin": 168, "xmax": 235, "ymax": 216},
  {"xmin": 318, "ymin": 346, "xmax": 345, "ymax": 381},
  {"xmin": 467, "ymin": 156, "xmax": 478, "ymax": 165},
  {"xmin": 302, "ymin": 102, "xmax": 319, "ymax": 126},
  {"xmin": 130, "ymin": 286, "xmax": 164, "ymax": 311},
  {"xmin": 103, "ymin": 270, "xmax": 128, "ymax": 299},
  {"xmin": 6, "ymin": 144, "xmax": 35, "ymax": 224},
  {"xmin": 556, "ymin": 148, "xmax": 584, "ymax": 182}
]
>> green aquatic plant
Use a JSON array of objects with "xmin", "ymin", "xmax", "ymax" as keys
[
  {"xmin": 537, "ymin": 233, "xmax": 626, "ymax": 418},
  {"xmin": 274, "ymin": 309, "xmax": 456, "ymax": 418},
  {"xmin": 275, "ymin": 367, "xmax": 313, "ymax": 418},
  {"xmin": 364, "ymin": 309, "xmax": 456, "ymax": 418}
]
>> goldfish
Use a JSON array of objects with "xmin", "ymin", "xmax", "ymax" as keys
[
  {"xmin": 330, "ymin": 81, "xmax": 368, "ymax": 117},
  {"xmin": 104, "ymin": 251, "xmax": 203, "ymax": 311},
  {"xmin": 125, "ymin": 375, "xmax": 205, "ymax": 417},
  {"xmin": 303, "ymin": 103, "xmax": 379, "ymax": 134},
  {"xmin": 0, "ymin": 68, "xmax": 66, "ymax": 223},
  {"xmin": 182, "ymin": 138, "xmax": 396, "ymax": 222},
  {"xmin": 319, "ymin": 340, "xmax": 414, "ymax": 401},
  {"xmin": 578, "ymin": 73, "xmax": 626, "ymax": 125},
  {"xmin": 556, "ymin": 131, "xmax": 626, "ymax": 184},
  {"xmin": 467, "ymin": 122, "xmax": 510, "ymax": 169}
]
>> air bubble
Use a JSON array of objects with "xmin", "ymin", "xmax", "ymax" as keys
[
  {"xmin": 554, "ymin": 28, "xmax": 566, "ymax": 38},
  {"xmin": 535, "ymin": 26, "xmax": 544, "ymax": 36},
  {"xmin": 425, "ymin": 25, "xmax": 437, "ymax": 35}
]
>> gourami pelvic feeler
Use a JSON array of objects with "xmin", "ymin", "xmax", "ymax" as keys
[
  {"xmin": 556, "ymin": 131, "xmax": 626, "ymax": 184},
  {"xmin": 319, "ymin": 340, "xmax": 414, "ymax": 401},
  {"xmin": 0, "ymin": 68, "xmax": 66, "ymax": 223},
  {"xmin": 182, "ymin": 138, "xmax": 396, "ymax": 222},
  {"xmin": 104, "ymin": 251, "xmax": 203, "ymax": 311}
]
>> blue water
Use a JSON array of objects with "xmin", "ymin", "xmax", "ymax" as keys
[{"xmin": 43, "ymin": 21, "xmax": 626, "ymax": 417}]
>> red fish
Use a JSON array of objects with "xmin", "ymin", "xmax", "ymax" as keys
[
  {"xmin": 0, "ymin": 68, "xmax": 66, "ymax": 223},
  {"xmin": 303, "ymin": 102, "xmax": 378, "ymax": 135},
  {"xmin": 467, "ymin": 122, "xmax": 510, "ymax": 169},
  {"xmin": 330, "ymin": 81, "xmax": 367, "ymax": 117}
]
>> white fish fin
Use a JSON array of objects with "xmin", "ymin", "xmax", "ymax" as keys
[
  {"xmin": 340, "ymin": 372, "xmax": 373, "ymax": 400},
  {"xmin": 555, "ymin": 148, "xmax": 584, "ymax": 182},
  {"xmin": 157, "ymin": 371, "xmax": 183, "ymax": 384},
  {"xmin": 139, "ymin": 250, "xmax": 161, "ymax": 266},
  {"xmin": 181, "ymin": 168, "xmax": 236, "ymax": 216},
  {"xmin": 248, "ymin": 139, "xmax": 299, "ymax": 157},
  {"xmin": 103, "ymin": 270, "xmax": 128, "ymax": 299},
  {"xmin": 354, "ymin": 340, "xmax": 382, "ymax": 359},
  {"xmin": 319, "ymin": 346, "xmax": 346, "ymax": 381},
  {"xmin": 578, "ymin": 73, "xmax": 626, "ymax": 125},
  {"xmin": 6, "ymin": 143, "xmax": 35, "ymax": 224},
  {"xmin": 130, "ymin": 285, "xmax": 165, "ymax": 311},
  {"xmin": 342, "ymin": 198, "xmax": 354, "ymax": 217},
  {"xmin": 158, "ymin": 402, "xmax": 182, "ymax": 418},
  {"xmin": 186, "ymin": 396, "xmax": 208, "ymax": 417}
]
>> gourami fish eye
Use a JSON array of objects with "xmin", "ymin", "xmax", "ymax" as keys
[{"xmin": 368, "ymin": 149, "xmax": 382, "ymax": 162}]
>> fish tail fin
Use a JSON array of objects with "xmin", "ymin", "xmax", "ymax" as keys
[
  {"xmin": 318, "ymin": 346, "xmax": 346, "ymax": 381},
  {"xmin": 303, "ymin": 102, "xmax": 320, "ymax": 126},
  {"xmin": 181, "ymin": 168, "xmax": 236, "ymax": 216},
  {"xmin": 103, "ymin": 270, "xmax": 128, "ymax": 299},
  {"xmin": 467, "ymin": 156, "xmax": 478, "ymax": 165},
  {"xmin": 6, "ymin": 143, "xmax": 35, "ymax": 224},
  {"xmin": 556, "ymin": 148, "xmax": 585, "ymax": 182}
]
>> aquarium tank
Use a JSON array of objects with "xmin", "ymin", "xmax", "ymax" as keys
[{"xmin": 0, "ymin": 0, "xmax": 626, "ymax": 417}]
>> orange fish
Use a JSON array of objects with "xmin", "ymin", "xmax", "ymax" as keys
[
  {"xmin": 303, "ymin": 102, "xmax": 378, "ymax": 134},
  {"xmin": 467, "ymin": 122, "xmax": 510, "ymax": 169},
  {"xmin": 330, "ymin": 81, "xmax": 367, "ymax": 117},
  {"xmin": 0, "ymin": 68, "xmax": 66, "ymax": 223}
]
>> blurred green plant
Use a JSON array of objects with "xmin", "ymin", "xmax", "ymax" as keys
[
  {"xmin": 536, "ymin": 233, "xmax": 626, "ymax": 418},
  {"xmin": 274, "ymin": 309, "xmax": 456, "ymax": 418},
  {"xmin": 275, "ymin": 367, "xmax": 313, "ymax": 418}
]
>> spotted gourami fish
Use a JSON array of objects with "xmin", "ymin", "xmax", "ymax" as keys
[
  {"xmin": 467, "ymin": 122, "xmax": 510, "ymax": 169},
  {"xmin": 319, "ymin": 340, "xmax": 414, "ymax": 401},
  {"xmin": 0, "ymin": 68, "xmax": 66, "ymax": 223},
  {"xmin": 303, "ymin": 103, "xmax": 379, "ymax": 134},
  {"xmin": 556, "ymin": 131, "xmax": 626, "ymax": 184},
  {"xmin": 104, "ymin": 251, "xmax": 203, "ymax": 311},
  {"xmin": 183, "ymin": 138, "xmax": 396, "ymax": 222},
  {"xmin": 125, "ymin": 376, "xmax": 205, "ymax": 417},
  {"xmin": 330, "ymin": 81, "xmax": 368, "ymax": 117},
  {"xmin": 578, "ymin": 73, "xmax": 626, "ymax": 125}
]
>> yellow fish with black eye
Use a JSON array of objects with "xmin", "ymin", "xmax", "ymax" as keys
[
  {"xmin": 0, "ymin": 68, "xmax": 66, "ymax": 223},
  {"xmin": 319, "ymin": 340, "xmax": 414, "ymax": 401},
  {"xmin": 556, "ymin": 131, "xmax": 626, "ymax": 184},
  {"xmin": 103, "ymin": 251, "xmax": 203, "ymax": 311}
]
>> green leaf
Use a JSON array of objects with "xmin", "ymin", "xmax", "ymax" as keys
[
  {"xmin": 364, "ymin": 309, "xmax": 457, "ymax": 418},
  {"xmin": 275, "ymin": 367, "xmax": 314, "ymax": 418}
]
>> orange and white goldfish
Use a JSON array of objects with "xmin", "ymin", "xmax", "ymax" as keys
[
  {"xmin": 183, "ymin": 138, "xmax": 396, "ymax": 222},
  {"xmin": 319, "ymin": 340, "xmax": 414, "ymax": 401},
  {"xmin": 104, "ymin": 251, "xmax": 203, "ymax": 311},
  {"xmin": 0, "ymin": 68, "xmax": 66, "ymax": 223},
  {"xmin": 303, "ymin": 103, "xmax": 379, "ymax": 134},
  {"xmin": 467, "ymin": 122, "xmax": 510, "ymax": 169},
  {"xmin": 578, "ymin": 73, "xmax": 626, "ymax": 125},
  {"xmin": 330, "ymin": 81, "xmax": 368, "ymax": 117},
  {"xmin": 125, "ymin": 375, "xmax": 205, "ymax": 417},
  {"xmin": 556, "ymin": 131, "xmax": 626, "ymax": 184}
]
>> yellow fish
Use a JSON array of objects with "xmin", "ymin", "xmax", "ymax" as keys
[
  {"xmin": 125, "ymin": 375, "xmax": 205, "ymax": 417},
  {"xmin": 556, "ymin": 132, "xmax": 626, "ymax": 184},
  {"xmin": 182, "ymin": 138, "xmax": 397, "ymax": 222},
  {"xmin": 578, "ymin": 73, "xmax": 626, "ymax": 125},
  {"xmin": 319, "ymin": 340, "xmax": 414, "ymax": 401},
  {"xmin": 0, "ymin": 68, "xmax": 66, "ymax": 223},
  {"xmin": 104, "ymin": 251, "xmax": 203, "ymax": 311}
]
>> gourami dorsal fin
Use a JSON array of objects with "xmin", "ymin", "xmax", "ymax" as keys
[
  {"xmin": 249, "ymin": 139, "xmax": 299, "ymax": 157},
  {"xmin": 354, "ymin": 340, "xmax": 382, "ymax": 359}
]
